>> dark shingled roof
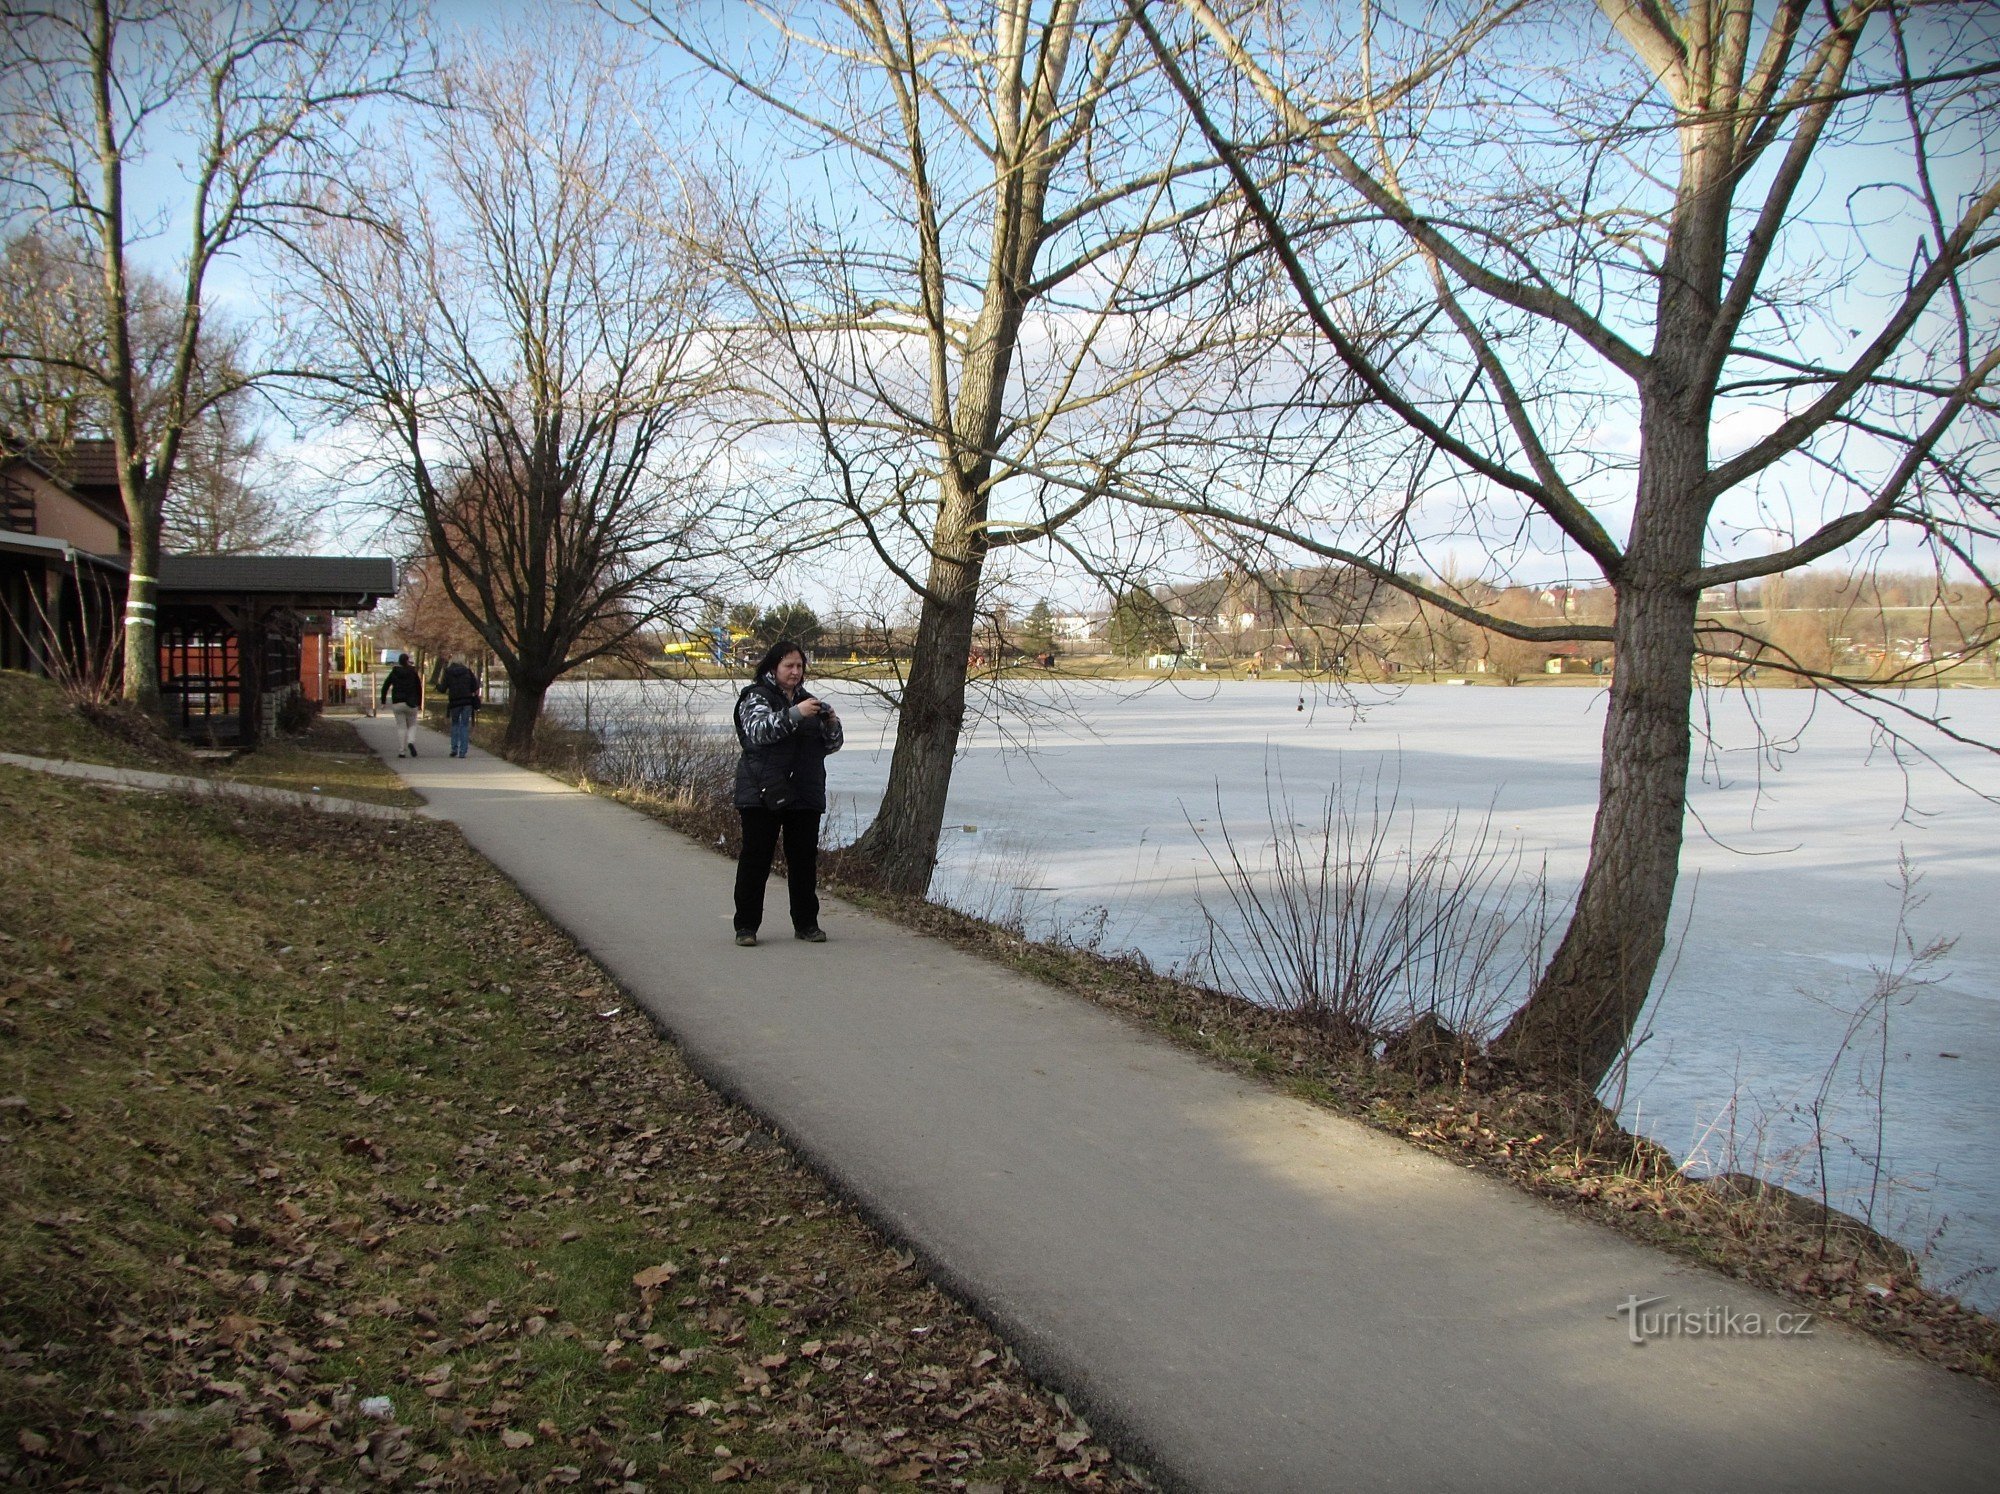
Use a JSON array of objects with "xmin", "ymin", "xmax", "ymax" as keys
[
  {"xmin": 158, "ymin": 554, "xmax": 397, "ymax": 600},
  {"xmin": 58, "ymin": 438, "xmax": 121, "ymax": 491}
]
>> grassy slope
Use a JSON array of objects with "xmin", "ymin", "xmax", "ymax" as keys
[
  {"xmin": 210, "ymin": 725, "xmax": 423, "ymax": 809},
  {"xmin": 0, "ymin": 670, "xmax": 419, "ymax": 808},
  {"xmin": 0, "ymin": 671, "xmax": 192, "ymax": 771},
  {"xmin": 0, "ymin": 686, "xmax": 1135, "ymax": 1489}
]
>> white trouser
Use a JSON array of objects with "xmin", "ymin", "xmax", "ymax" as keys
[{"xmin": 391, "ymin": 702, "xmax": 416, "ymax": 751}]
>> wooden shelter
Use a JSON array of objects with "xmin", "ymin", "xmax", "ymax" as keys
[{"xmin": 157, "ymin": 555, "xmax": 397, "ymax": 744}]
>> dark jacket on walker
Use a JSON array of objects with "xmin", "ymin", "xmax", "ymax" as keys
[
  {"xmin": 732, "ymin": 676, "xmax": 843, "ymax": 812},
  {"xmin": 379, "ymin": 660, "xmax": 423, "ymax": 708},
  {"xmin": 441, "ymin": 662, "xmax": 482, "ymax": 710}
]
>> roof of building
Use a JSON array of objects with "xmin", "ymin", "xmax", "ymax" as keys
[
  {"xmin": 58, "ymin": 438, "xmax": 121, "ymax": 491},
  {"xmin": 0, "ymin": 529, "xmax": 129, "ymax": 568},
  {"xmin": 1, "ymin": 437, "xmax": 129, "ymax": 534},
  {"xmin": 0, "ymin": 443, "xmax": 57, "ymax": 480},
  {"xmin": 158, "ymin": 554, "xmax": 397, "ymax": 602}
]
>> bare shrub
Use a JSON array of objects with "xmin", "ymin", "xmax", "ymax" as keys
[
  {"xmin": 931, "ymin": 833, "xmax": 1060, "ymax": 938},
  {"xmin": 576, "ymin": 692, "xmax": 736, "ymax": 828},
  {"xmin": 1, "ymin": 567, "xmax": 121, "ymax": 705},
  {"xmin": 1191, "ymin": 762, "xmax": 1558, "ymax": 1054}
]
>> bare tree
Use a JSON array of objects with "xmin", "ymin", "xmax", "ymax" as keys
[
  {"xmin": 1125, "ymin": 0, "xmax": 2000, "ymax": 1088},
  {"xmin": 297, "ymin": 17, "xmax": 729, "ymax": 752},
  {"xmin": 0, "ymin": 225, "xmax": 312, "ymax": 554},
  {"xmin": 0, "ymin": 226, "xmax": 130, "ymax": 451},
  {"xmin": 163, "ymin": 396, "xmax": 315, "ymax": 555},
  {"xmin": 387, "ymin": 548, "xmax": 493, "ymax": 673},
  {"xmin": 623, "ymin": 0, "xmax": 1281, "ymax": 893},
  {"xmin": 0, "ymin": 0, "xmax": 432, "ymax": 709}
]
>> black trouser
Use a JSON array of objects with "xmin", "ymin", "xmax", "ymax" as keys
[{"xmin": 734, "ymin": 806, "xmax": 821, "ymax": 934}]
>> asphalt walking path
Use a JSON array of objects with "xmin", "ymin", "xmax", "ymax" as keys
[{"xmin": 350, "ymin": 715, "xmax": 1999, "ymax": 1494}]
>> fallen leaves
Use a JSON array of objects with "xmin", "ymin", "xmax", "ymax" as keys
[
  {"xmin": 213, "ymin": 1310, "xmax": 265, "ymax": 1348},
  {"xmin": 631, "ymin": 1261, "xmax": 679, "ymax": 1292},
  {"xmin": 0, "ymin": 757, "xmax": 1154, "ymax": 1491}
]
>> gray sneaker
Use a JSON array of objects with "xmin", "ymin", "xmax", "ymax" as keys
[
  {"xmin": 735, "ymin": 930, "xmax": 757, "ymax": 947},
  {"xmin": 795, "ymin": 927, "xmax": 827, "ymax": 943}
]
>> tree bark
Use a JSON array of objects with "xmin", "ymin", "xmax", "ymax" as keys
[
  {"xmin": 1496, "ymin": 35, "xmax": 1738, "ymax": 1092},
  {"xmin": 501, "ymin": 674, "xmax": 551, "ymax": 758},
  {"xmin": 846, "ymin": 227, "xmax": 1031, "ymax": 892},
  {"xmin": 120, "ymin": 506, "xmax": 161, "ymax": 712},
  {"xmin": 805, "ymin": 4, "xmax": 1095, "ymax": 897},
  {"xmin": 1495, "ymin": 571, "xmax": 1698, "ymax": 1087},
  {"xmin": 90, "ymin": 0, "xmax": 162, "ymax": 713},
  {"xmin": 848, "ymin": 532, "xmax": 984, "ymax": 892},
  {"xmin": 1498, "ymin": 365, "xmax": 1714, "ymax": 1090}
]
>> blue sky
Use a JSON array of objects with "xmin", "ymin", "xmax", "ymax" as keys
[{"xmin": 70, "ymin": 1, "xmax": 2000, "ymax": 604}]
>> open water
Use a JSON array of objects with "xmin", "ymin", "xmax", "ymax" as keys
[{"xmin": 550, "ymin": 675, "xmax": 2000, "ymax": 1309}]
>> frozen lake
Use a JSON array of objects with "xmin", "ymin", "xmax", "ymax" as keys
[{"xmin": 551, "ymin": 675, "xmax": 2000, "ymax": 1309}]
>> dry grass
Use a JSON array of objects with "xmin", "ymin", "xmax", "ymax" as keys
[
  {"xmin": 0, "ymin": 760, "xmax": 1140, "ymax": 1487},
  {"xmin": 0, "ymin": 672, "xmax": 418, "ymax": 810},
  {"xmin": 0, "ymin": 670, "xmax": 192, "ymax": 771},
  {"xmin": 211, "ymin": 718, "xmax": 422, "ymax": 809}
]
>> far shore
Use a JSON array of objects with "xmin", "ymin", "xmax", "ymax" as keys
[{"xmin": 617, "ymin": 659, "xmax": 2000, "ymax": 689}]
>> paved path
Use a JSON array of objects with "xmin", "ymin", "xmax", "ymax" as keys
[
  {"xmin": 0, "ymin": 751, "xmax": 415, "ymax": 821},
  {"xmin": 351, "ymin": 715, "xmax": 1998, "ymax": 1494}
]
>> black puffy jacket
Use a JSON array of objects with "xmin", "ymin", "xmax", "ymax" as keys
[
  {"xmin": 731, "ymin": 676, "xmax": 843, "ymax": 812},
  {"xmin": 379, "ymin": 661, "xmax": 422, "ymax": 708},
  {"xmin": 441, "ymin": 662, "xmax": 481, "ymax": 709}
]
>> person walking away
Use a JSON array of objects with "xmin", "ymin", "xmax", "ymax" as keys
[
  {"xmin": 731, "ymin": 639, "xmax": 842, "ymax": 945},
  {"xmin": 379, "ymin": 652, "xmax": 424, "ymax": 757},
  {"xmin": 440, "ymin": 654, "xmax": 481, "ymax": 758}
]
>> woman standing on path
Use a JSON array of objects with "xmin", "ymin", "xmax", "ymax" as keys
[
  {"xmin": 379, "ymin": 652, "xmax": 424, "ymax": 758},
  {"xmin": 732, "ymin": 640, "xmax": 842, "ymax": 946}
]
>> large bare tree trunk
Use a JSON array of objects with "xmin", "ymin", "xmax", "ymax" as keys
[
  {"xmin": 849, "ymin": 195, "xmax": 1029, "ymax": 893},
  {"xmin": 1498, "ymin": 400, "xmax": 1712, "ymax": 1088},
  {"xmin": 120, "ymin": 502, "xmax": 162, "ymax": 712},
  {"xmin": 687, "ymin": 5, "xmax": 1142, "ymax": 899},
  {"xmin": 503, "ymin": 675, "xmax": 551, "ymax": 758},
  {"xmin": 1495, "ymin": 571, "xmax": 1698, "ymax": 1086},
  {"xmin": 848, "ymin": 530, "xmax": 984, "ymax": 891},
  {"xmin": 1496, "ymin": 51, "xmax": 1738, "ymax": 1090}
]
